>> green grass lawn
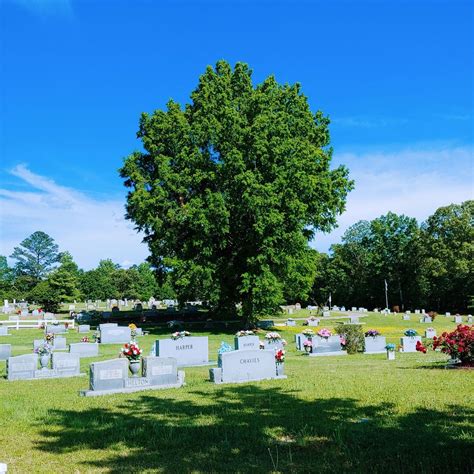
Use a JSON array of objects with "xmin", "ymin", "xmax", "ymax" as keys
[{"xmin": 0, "ymin": 313, "xmax": 472, "ymax": 473}]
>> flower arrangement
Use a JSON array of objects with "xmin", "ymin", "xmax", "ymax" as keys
[
  {"xmin": 129, "ymin": 323, "xmax": 138, "ymax": 340},
  {"xmin": 45, "ymin": 332, "xmax": 54, "ymax": 343},
  {"xmin": 432, "ymin": 325, "xmax": 473, "ymax": 366},
  {"xmin": 35, "ymin": 342, "xmax": 53, "ymax": 356},
  {"xmin": 404, "ymin": 329, "xmax": 418, "ymax": 338},
  {"xmin": 302, "ymin": 329, "xmax": 315, "ymax": 337},
  {"xmin": 235, "ymin": 330, "xmax": 255, "ymax": 337},
  {"xmin": 385, "ymin": 343, "xmax": 396, "ymax": 352},
  {"xmin": 265, "ymin": 332, "xmax": 286, "ymax": 345},
  {"xmin": 416, "ymin": 340, "xmax": 427, "ymax": 354},
  {"xmin": 120, "ymin": 342, "xmax": 142, "ymax": 361},
  {"xmin": 81, "ymin": 336, "xmax": 89, "ymax": 343},
  {"xmin": 317, "ymin": 328, "xmax": 332, "ymax": 339},
  {"xmin": 171, "ymin": 331, "xmax": 191, "ymax": 340},
  {"xmin": 303, "ymin": 340, "xmax": 313, "ymax": 348},
  {"xmin": 92, "ymin": 331, "xmax": 100, "ymax": 342},
  {"xmin": 365, "ymin": 329, "xmax": 381, "ymax": 338},
  {"xmin": 340, "ymin": 336, "xmax": 347, "ymax": 348},
  {"xmin": 275, "ymin": 349, "xmax": 285, "ymax": 364}
]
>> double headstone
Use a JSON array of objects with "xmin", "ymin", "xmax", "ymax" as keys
[
  {"xmin": 210, "ymin": 349, "xmax": 285, "ymax": 384},
  {"xmin": 7, "ymin": 353, "xmax": 82, "ymax": 380},
  {"xmin": 81, "ymin": 357, "xmax": 184, "ymax": 396},
  {"xmin": 155, "ymin": 336, "xmax": 210, "ymax": 366},
  {"xmin": 310, "ymin": 336, "xmax": 346, "ymax": 357}
]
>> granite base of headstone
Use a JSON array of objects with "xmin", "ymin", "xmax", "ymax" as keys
[
  {"xmin": 309, "ymin": 336, "xmax": 347, "ymax": 357},
  {"xmin": 80, "ymin": 357, "xmax": 185, "ymax": 396},
  {"xmin": 210, "ymin": 349, "xmax": 286, "ymax": 384},
  {"xmin": 155, "ymin": 336, "xmax": 212, "ymax": 366},
  {"xmin": 364, "ymin": 336, "xmax": 387, "ymax": 354}
]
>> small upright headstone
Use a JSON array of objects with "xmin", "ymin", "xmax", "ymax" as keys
[
  {"xmin": 364, "ymin": 336, "xmax": 387, "ymax": 354},
  {"xmin": 425, "ymin": 328, "xmax": 437, "ymax": 338},
  {"xmin": 0, "ymin": 326, "xmax": 9, "ymax": 336},
  {"xmin": 234, "ymin": 335, "xmax": 260, "ymax": 350},
  {"xmin": 401, "ymin": 336, "xmax": 422, "ymax": 352},
  {"xmin": 0, "ymin": 344, "xmax": 12, "ymax": 360},
  {"xmin": 445, "ymin": 312, "xmax": 451, "ymax": 317},
  {"xmin": 155, "ymin": 336, "xmax": 210, "ymax": 366},
  {"xmin": 78, "ymin": 325, "xmax": 90, "ymax": 333},
  {"xmin": 454, "ymin": 315, "xmax": 462, "ymax": 323},
  {"xmin": 403, "ymin": 314, "xmax": 410, "ymax": 321},
  {"xmin": 100, "ymin": 326, "xmax": 131, "ymax": 344},
  {"xmin": 53, "ymin": 336, "xmax": 67, "ymax": 351},
  {"xmin": 69, "ymin": 342, "xmax": 99, "ymax": 358},
  {"xmin": 52, "ymin": 352, "xmax": 80, "ymax": 377},
  {"xmin": 310, "ymin": 336, "xmax": 346, "ymax": 357}
]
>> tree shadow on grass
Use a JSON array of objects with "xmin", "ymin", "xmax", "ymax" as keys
[{"xmin": 34, "ymin": 384, "xmax": 472, "ymax": 473}]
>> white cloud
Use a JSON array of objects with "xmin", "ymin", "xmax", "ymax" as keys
[
  {"xmin": 313, "ymin": 144, "xmax": 474, "ymax": 252},
  {"xmin": 0, "ymin": 165, "xmax": 149, "ymax": 270}
]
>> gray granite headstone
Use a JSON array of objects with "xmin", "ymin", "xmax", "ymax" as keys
[
  {"xmin": 47, "ymin": 324, "xmax": 67, "ymax": 334},
  {"xmin": 99, "ymin": 323, "xmax": 118, "ymax": 332},
  {"xmin": 69, "ymin": 342, "xmax": 99, "ymax": 358},
  {"xmin": 307, "ymin": 319, "xmax": 319, "ymax": 327},
  {"xmin": 425, "ymin": 329, "xmax": 436, "ymax": 338},
  {"xmin": 100, "ymin": 326, "xmax": 131, "ymax": 344},
  {"xmin": 454, "ymin": 315, "xmax": 462, "ymax": 323},
  {"xmin": 0, "ymin": 344, "xmax": 12, "ymax": 360},
  {"xmin": 213, "ymin": 349, "xmax": 281, "ymax": 383},
  {"xmin": 310, "ymin": 335, "xmax": 346, "ymax": 356},
  {"xmin": 90, "ymin": 358, "xmax": 129, "ymax": 391},
  {"xmin": 295, "ymin": 334, "xmax": 312, "ymax": 351},
  {"xmin": 142, "ymin": 357, "xmax": 178, "ymax": 385},
  {"xmin": 401, "ymin": 336, "xmax": 421, "ymax": 352},
  {"xmin": 0, "ymin": 327, "xmax": 9, "ymax": 336},
  {"xmin": 234, "ymin": 335, "xmax": 260, "ymax": 350},
  {"xmin": 33, "ymin": 339, "xmax": 44, "ymax": 350},
  {"xmin": 54, "ymin": 336, "xmax": 67, "ymax": 351},
  {"xmin": 7, "ymin": 354, "xmax": 38, "ymax": 380},
  {"xmin": 78, "ymin": 325, "xmax": 90, "ymax": 333},
  {"xmin": 286, "ymin": 320, "xmax": 296, "ymax": 327},
  {"xmin": 364, "ymin": 336, "xmax": 387, "ymax": 354},
  {"xmin": 155, "ymin": 336, "xmax": 209, "ymax": 366},
  {"xmin": 52, "ymin": 352, "xmax": 80, "ymax": 377}
]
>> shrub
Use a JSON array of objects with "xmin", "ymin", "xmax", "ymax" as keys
[
  {"xmin": 433, "ymin": 325, "xmax": 473, "ymax": 366},
  {"xmin": 336, "ymin": 323, "xmax": 364, "ymax": 354}
]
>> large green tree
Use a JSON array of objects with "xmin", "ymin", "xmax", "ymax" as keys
[
  {"xmin": 120, "ymin": 61, "xmax": 353, "ymax": 322},
  {"xmin": 421, "ymin": 200, "xmax": 474, "ymax": 312},
  {"xmin": 48, "ymin": 252, "xmax": 82, "ymax": 302},
  {"xmin": 10, "ymin": 231, "xmax": 59, "ymax": 282}
]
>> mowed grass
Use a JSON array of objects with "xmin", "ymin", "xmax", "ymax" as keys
[{"xmin": 0, "ymin": 313, "xmax": 473, "ymax": 473}]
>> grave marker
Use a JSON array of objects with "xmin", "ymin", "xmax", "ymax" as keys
[{"xmin": 155, "ymin": 336, "xmax": 210, "ymax": 366}]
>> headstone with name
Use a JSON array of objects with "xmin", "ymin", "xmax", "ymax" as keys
[
  {"xmin": 234, "ymin": 335, "xmax": 260, "ymax": 351},
  {"xmin": 81, "ymin": 357, "xmax": 185, "ymax": 396},
  {"xmin": 310, "ymin": 336, "xmax": 346, "ymax": 357},
  {"xmin": 7, "ymin": 354, "xmax": 38, "ymax": 380},
  {"xmin": 425, "ymin": 329, "xmax": 437, "ymax": 338},
  {"xmin": 0, "ymin": 344, "xmax": 12, "ymax": 360},
  {"xmin": 70, "ymin": 342, "xmax": 99, "ymax": 358},
  {"xmin": 364, "ymin": 336, "xmax": 387, "ymax": 354},
  {"xmin": 155, "ymin": 336, "xmax": 210, "ymax": 366},
  {"xmin": 0, "ymin": 326, "xmax": 9, "ymax": 336},
  {"xmin": 210, "ymin": 349, "xmax": 285, "ymax": 384},
  {"xmin": 78, "ymin": 325, "xmax": 90, "ymax": 333},
  {"xmin": 100, "ymin": 326, "xmax": 131, "ymax": 344},
  {"xmin": 401, "ymin": 336, "xmax": 422, "ymax": 353}
]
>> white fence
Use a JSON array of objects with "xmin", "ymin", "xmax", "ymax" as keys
[{"xmin": 0, "ymin": 319, "xmax": 75, "ymax": 330}]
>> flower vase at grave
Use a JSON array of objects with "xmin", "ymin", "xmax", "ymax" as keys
[
  {"xmin": 304, "ymin": 343, "xmax": 312, "ymax": 354},
  {"xmin": 276, "ymin": 363, "xmax": 284, "ymax": 377},
  {"xmin": 129, "ymin": 360, "xmax": 141, "ymax": 377},
  {"xmin": 39, "ymin": 354, "xmax": 50, "ymax": 369}
]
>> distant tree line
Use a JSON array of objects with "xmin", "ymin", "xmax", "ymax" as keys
[
  {"xmin": 1, "ymin": 200, "xmax": 472, "ymax": 314},
  {"xmin": 0, "ymin": 231, "xmax": 175, "ymax": 311},
  {"xmin": 311, "ymin": 201, "xmax": 473, "ymax": 313}
]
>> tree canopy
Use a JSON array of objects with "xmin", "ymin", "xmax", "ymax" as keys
[
  {"xmin": 120, "ymin": 61, "xmax": 353, "ymax": 321},
  {"xmin": 10, "ymin": 231, "xmax": 59, "ymax": 282}
]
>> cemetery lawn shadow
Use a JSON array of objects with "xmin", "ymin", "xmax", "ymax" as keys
[{"xmin": 35, "ymin": 385, "xmax": 473, "ymax": 474}]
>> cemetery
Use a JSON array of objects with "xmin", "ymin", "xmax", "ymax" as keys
[{"xmin": 0, "ymin": 307, "xmax": 472, "ymax": 471}]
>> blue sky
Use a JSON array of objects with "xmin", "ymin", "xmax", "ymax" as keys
[{"xmin": 1, "ymin": 0, "xmax": 473, "ymax": 269}]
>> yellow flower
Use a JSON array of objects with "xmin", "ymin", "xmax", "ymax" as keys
[{"xmin": 129, "ymin": 323, "xmax": 137, "ymax": 330}]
